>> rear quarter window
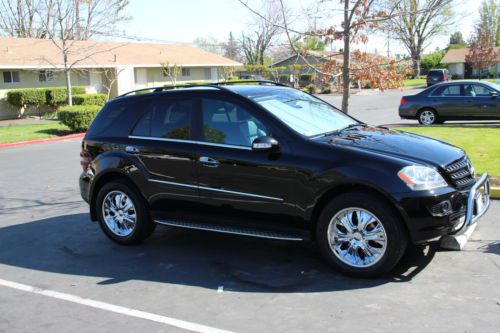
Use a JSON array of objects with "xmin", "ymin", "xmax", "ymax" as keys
[{"xmin": 86, "ymin": 99, "xmax": 143, "ymax": 138}]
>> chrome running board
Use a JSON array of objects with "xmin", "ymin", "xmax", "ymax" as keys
[{"xmin": 154, "ymin": 219, "xmax": 304, "ymax": 241}]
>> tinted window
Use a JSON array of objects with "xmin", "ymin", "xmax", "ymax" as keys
[
  {"xmin": 428, "ymin": 70, "xmax": 444, "ymax": 78},
  {"xmin": 202, "ymin": 98, "xmax": 267, "ymax": 147},
  {"xmin": 132, "ymin": 98, "xmax": 192, "ymax": 139},
  {"xmin": 464, "ymin": 84, "xmax": 493, "ymax": 97},
  {"xmin": 86, "ymin": 103, "xmax": 125, "ymax": 137},
  {"xmin": 431, "ymin": 85, "xmax": 461, "ymax": 96}
]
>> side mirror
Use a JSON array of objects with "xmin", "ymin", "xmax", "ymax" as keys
[
  {"xmin": 252, "ymin": 136, "xmax": 279, "ymax": 152},
  {"xmin": 490, "ymin": 91, "xmax": 498, "ymax": 98}
]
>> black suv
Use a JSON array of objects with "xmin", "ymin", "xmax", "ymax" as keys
[
  {"xmin": 79, "ymin": 81, "xmax": 490, "ymax": 277},
  {"xmin": 427, "ymin": 69, "xmax": 451, "ymax": 87}
]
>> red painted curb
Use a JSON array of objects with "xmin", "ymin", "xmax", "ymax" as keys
[{"xmin": 0, "ymin": 133, "xmax": 85, "ymax": 149}]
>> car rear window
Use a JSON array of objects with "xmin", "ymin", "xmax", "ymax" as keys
[{"xmin": 428, "ymin": 70, "xmax": 444, "ymax": 78}]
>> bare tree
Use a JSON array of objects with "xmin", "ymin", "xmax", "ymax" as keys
[
  {"xmin": 222, "ymin": 32, "xmax": 241, "ymax": 61},
  {"xmin": 97, "ymin": 67, "xmax": 124, "ymax": 99},
  {"xmin": 385, "ymin": 0, "xmax": 454, "ymax": 78},
  {"xmin": 0, "ymin": 0, "xmax": 52, "ymax": 37},
  {"xmin": 160, "ymin": 61, "xmax": 182, "ymax": 85},
  {"xmin": 240, "ymin": 0, "xmax": 282, "ymax": 65}
]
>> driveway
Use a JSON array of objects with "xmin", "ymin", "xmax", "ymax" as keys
[{"xmin": 0, "ymin": 139, "xmax": 499, "ymax": 332}]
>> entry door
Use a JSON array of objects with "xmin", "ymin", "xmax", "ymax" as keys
[
  {"xmin": 463, "ymin": 84, "xmax": 499, "ymax": 118},
  {"xmin": 194, "ymin": 96, "xmax": 300, "ymax": 228},
  {"xmin": 128, "ymin": 96, "xmax": 199, "ymax": 215}
]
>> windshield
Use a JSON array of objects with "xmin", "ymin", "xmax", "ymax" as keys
[{"xmin": 249, "ymin": 88, "xmax": 357, "ymax": 137}]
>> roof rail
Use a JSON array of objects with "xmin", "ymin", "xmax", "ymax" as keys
[{"xmin": 118, "ymin": 80, "xmax": 287, "ymax": 97}]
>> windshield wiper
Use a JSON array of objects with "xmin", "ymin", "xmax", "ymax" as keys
[
  {"xmin": 312, "ymin": 123, "xmax": 366, "ymax": 139},
  {"xmin": 340, "ymin": 123, "xmax": 366, "ymax": 131}
]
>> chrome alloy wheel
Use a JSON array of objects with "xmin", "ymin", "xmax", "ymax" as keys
[
  {"xmin": 420, "ymin": 110, "xmax": 435, "ymax": 125},
  {"xmin": 327, "ymin": 208, "xmax": 387, "ymax": 268},
  {"xmin": 102, "ymin": 190, "xmax": 137, "ymax": 237}
]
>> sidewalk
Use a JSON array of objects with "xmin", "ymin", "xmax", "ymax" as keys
[{"xmin": 0, "ymin": 118, "xmax": 56, "ymax": 127}]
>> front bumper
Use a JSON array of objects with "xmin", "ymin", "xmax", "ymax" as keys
[{"xmin": 440, "ymin": 173, "xmax": 491, "ymax": 250}]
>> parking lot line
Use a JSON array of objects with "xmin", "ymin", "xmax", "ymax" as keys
[{"xmin": 0, "ymin": 278, "xmax": 233, "ymax": 333}]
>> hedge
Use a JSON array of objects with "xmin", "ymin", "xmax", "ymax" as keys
[
  {"xmin": 6, "ymin": 86, "xmax": 86, "ymax": 107},
  {"xmin": 73, "ymin": 93, "xmax": 107, "ymax": 106},
  {"xmin": 46, "ymin": 87, "xmax": 86, "ymax": 104},
  {"xmin": 7, "ymin": 88, "xmax": 47, "ymax": 106},
  {"xmin": 58, "ymin": 105, "xmax": 101, "ymax": 132}
]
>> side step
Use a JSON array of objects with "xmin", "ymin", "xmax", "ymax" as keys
[{"xmin": 154, "ymin": 219, "xmax": 304, "ymax": 241}]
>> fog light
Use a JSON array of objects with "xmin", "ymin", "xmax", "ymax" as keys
[{"xmin": 430, "ymin": 200, "xmax": 452, "ymax": 217}]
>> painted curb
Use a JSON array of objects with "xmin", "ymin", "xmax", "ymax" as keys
[
  {"xmin": 0, "ymin": 133, "xmax": 85, "ymax": 149},
  {"xmin": 491, "ymin": 187, "xmax": 500, "ymax": 200}
]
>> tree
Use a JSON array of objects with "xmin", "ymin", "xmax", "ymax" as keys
[
  {"xmin": 385, "ymin": 0, "xmax": 454, "ymax": 78},
  {"xmin": 448, "ymin": 31, "xmax": 467, "ymax": 49},
  {"xmin": 240, "ymin": 0, "xmax": 282, "ymax": 65},
  {"xmin": 466, "ymin": 26, "xmax": 500, "ymax": 79},
  {"xmin": 293, "ymin": 36, "xmax": 326, "ymax": 51},
  {"xmin": 478, "ymin": 0, "xmax": 500, "ymax": 47},
  {"xmin": 38, "ymin": 0, "xmax": 129, "ymax": 105},
  {"xmin": 420, "ymin": 51, "xmax": 444, "ymax": 72},
  {"xmin": 193, "ymin": 36, "xmax": 222, "ymax": 55},
  {"xmin": 222, "ymin": 32, "xmax": 241, "ymax": 61},
  {"xmin": 160, "ymin": 61, "xmax": 182, "ymax": 85}
]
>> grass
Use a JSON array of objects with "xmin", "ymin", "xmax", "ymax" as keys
[
  {"xmin": 0, "ymin": 122, "xmax": 73, "ymax": 144},
  {"xmin": 403, "ymin": 78, "xmax": 426, "ymax": 87},
  {"xmin": 394, "ymin": 125, "xmax": 500, "ymax": 178}
]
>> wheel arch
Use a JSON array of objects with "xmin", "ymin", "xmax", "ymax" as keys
[{"xmin": 309, "ymin": 183, "xmax": 410, "ymax": 241}]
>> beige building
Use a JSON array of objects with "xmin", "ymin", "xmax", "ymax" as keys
[
  {"xmin": 441, "ymin": 47, "xmax": 500, "ymax": 79},
  {"xmin": 0, "ymin": 37, "xmax": 242, "ymax": 119}
]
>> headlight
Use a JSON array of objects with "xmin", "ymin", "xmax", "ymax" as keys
[{"xmin": 397, "ymin": 165, "xmax": 448, "ymax": 191}]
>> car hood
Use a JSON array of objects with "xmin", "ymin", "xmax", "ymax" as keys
[{"xmin": 314, "ymin": 125, "xmax": 464, "ymax": 167}]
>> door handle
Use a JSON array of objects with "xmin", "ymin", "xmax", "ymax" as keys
[
  {"xmin": 198, "ymin": 156, "xmax": 219, "ymax": 167},
  {"xmin": 125, "ymin": 146, "xmax": 140, "ymax": 154}
]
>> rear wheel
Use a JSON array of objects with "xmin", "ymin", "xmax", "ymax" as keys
[
  {"xmin": 96, "ymin": 179, "xmax": 155, "ymax": 245},
  {"xmin": 316, "ymin": 192, "xmax": 407, "ymax": 277},
  {"xmin": 418, "ymin": 109, "xmax": 438, "ymax": 125}
]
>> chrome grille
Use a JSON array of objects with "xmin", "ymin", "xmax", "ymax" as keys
[{"xmin": 445, "ymin": 157, "xmax": 475, "ymax": 188}]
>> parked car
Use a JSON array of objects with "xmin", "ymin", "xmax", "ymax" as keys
[
  {"xmin": 79, "ymin": 81, "xmax": 490, "ymax": 277},
  {"xmin": 399, "ymin": 80, "xmax": 500, "ymax": 125},
  {"xmin": 238, "ymin": 74, "xmax": 266, "ymax": 81},
  {"xmin": 426, "ymin": 69, "xmax": 451, "ymax": 86}
]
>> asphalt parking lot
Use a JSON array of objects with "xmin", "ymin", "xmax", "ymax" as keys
[{"xmin": 0, "ymin": 112, "xmax": 499, "ymax": 332}]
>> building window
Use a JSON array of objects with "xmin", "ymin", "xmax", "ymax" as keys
[
  {"xmin": 3, "ymin": 71, "xmax": 20, "ymax": 83},
  {"xmin": 181, "ymin": 68, "xmax": 190, "ymax": 77},
  {"xmin": 39, "ymin": 70, "xmax": 55, "ymax": 82}
]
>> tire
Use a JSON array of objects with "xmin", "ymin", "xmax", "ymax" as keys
[
  {"xmin": 316, "ymin": 192, "xmax": 407, "ymax": 278},
  {"xmin": 96, "ymin": 179, "xmax": 156, "ymax": 245},
  {"xmin": 418, "ymin": 108, "xmax": 439, "ymax": 125}
]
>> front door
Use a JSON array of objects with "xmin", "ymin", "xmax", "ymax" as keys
[
  {"xmin": 193, "ymin": 95, "xmax": 302, "ymax": 229},
  {"xmin": 128, "ymin": 95, "xmax": 200, "ymax": 216},
  {"xmin": 462, "ymin": 83, "xmax": 499, "ymax": 118}
]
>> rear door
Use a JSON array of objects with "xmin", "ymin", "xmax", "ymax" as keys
[
  {"xmin": 127, "ymin": 95, "xmax": 200, "ymax": 216},
  {"xmin": 462, "ymin": 83, "xmax": 499, "ymax": 118},
  {"xmin": 428, "ymin": 84, "xmax": 465, "ymax": 118}
]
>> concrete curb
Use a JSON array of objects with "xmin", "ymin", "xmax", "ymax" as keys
[{"xmin": 0, "ymin": 133, "xmax": 85, "ymax": 149}]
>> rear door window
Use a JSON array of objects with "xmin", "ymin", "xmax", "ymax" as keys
[
  {"xmin": 131, "ymin": 98, "xmax": 193, "ymax": 140},
  {"xmin": 431, "ymin": 85, "xmax": 461, "ymax": 97}
]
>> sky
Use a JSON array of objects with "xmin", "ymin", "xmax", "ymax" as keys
[{"xmin": 122, "ymin": 0, "xmax": 482, "ymax": 57}]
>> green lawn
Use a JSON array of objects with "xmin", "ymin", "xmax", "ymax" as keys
[
  {"xmin": 403, "ymin": 78, "xmax": 426, "ymax": 87},
  {"xmin": 394, "ymin": 125, "xmax": 500, "ymax": 178},
  {"xmin": 0, "ymin": 122, "xmax": 72, "ymax": 144}
]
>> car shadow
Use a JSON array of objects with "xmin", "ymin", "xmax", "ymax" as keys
[{"xmin": 0, "ymin": 213, "xmax": 438, "ymax": 293}]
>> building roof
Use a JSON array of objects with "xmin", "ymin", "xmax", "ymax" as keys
[
  {"xmin": 441, "ymin": 47, "xmax": 500, "ymax": 63},
  {"xmin": 0, "ymin": 37, "xmax": 242, "ymax": 69}
]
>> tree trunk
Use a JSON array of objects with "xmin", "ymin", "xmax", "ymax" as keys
[
  {"xmin": 341, "ymin": 0, "xmax": 350, "ymax": 114},
  {"xmin": 65, "ymin": 69, "xmax": 72, "ymax": 106}
]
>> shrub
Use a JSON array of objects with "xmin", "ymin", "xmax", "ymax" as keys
[
  {"xmin": 304, "ymin": 84, "xmax": 316, "ymax": 94},
  {"xmin": 6, "ymin": 88, "xmax": 47, "ymax": 107},
  {"xmin": 46, "ymin": 86, "xmax": 86, "ymax": 105},
  {"xmin": 321, "ymin": 85, "xmax": 332, "ymax": 94},
  {"xmin": 73, "ymin": 93, "xmax": 107, "ymax": 106},
  {"xmin": 58, "ymin": 105, "xmax": 101, "ymax": 132},
  {"xmin": 300, "ymin": 73, "xmax": 315, "ymax": 82}
]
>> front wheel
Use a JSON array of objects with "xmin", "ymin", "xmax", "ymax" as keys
[
  {"xmin": 316, "ymin": 192, "xmax": 407, "ymax": 277},
  {"xmin": 96, "ymin": 179, "xmax": 156, "ymax": 245}
]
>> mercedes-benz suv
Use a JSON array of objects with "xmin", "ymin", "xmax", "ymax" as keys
[{"xmin": 79, "ymin": 81, "xmax": 490, "ymax": 277}]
